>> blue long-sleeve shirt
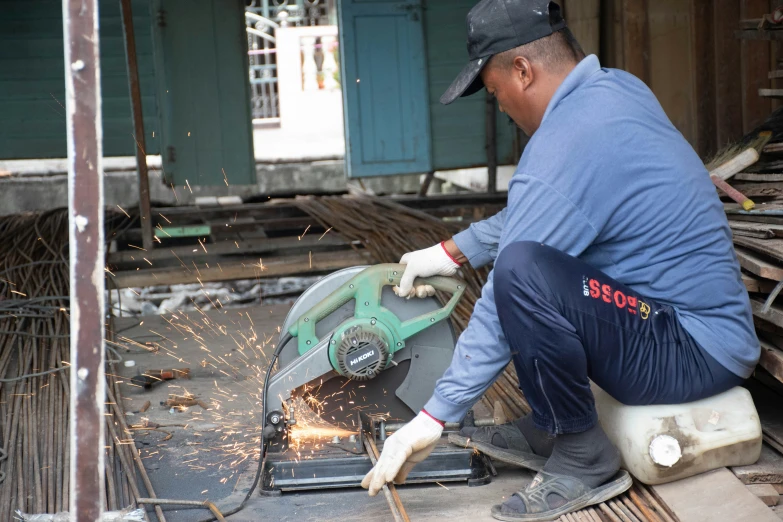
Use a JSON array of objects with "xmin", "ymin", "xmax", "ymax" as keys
[{"xmin": 423, "ymin": 55, "xmax": 760, "ymax": 422}]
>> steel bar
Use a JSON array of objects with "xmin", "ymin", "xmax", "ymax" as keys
[
  {"xmin": 119, "ymin": 0, "xmax": 154, "ymax": 251},
  {"xmin": 363, "ymin": 437, "xmax": 410, "ymax": 522},
  {"xmin": 136, "ymin": 498, "xmax": 226, "ymax": 521},
  {"xmin": 63, "ymin": 0, "xmax": 106, "ymax": 516}
]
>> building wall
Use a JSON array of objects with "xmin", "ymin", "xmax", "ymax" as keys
[{"xmin": 0, "ymin": 0, "xmax": 160, "ymax": 159}]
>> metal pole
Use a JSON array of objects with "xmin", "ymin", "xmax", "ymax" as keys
[
  {"xmin": 119, "ymin": 0, "xmax": 154, "ymax": 251},
  {"xmin": 485, "ymin": 90, "xmax": 497, "ymax": 193},
  {"xmin": 62, "ymin": 0, "xmax": 106, "ymax": 519}
]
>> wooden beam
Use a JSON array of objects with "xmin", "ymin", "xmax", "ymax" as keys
[
  {"xmin": 734, "ymin": 235, "xmax": 783, "ymax": 262},
  {"xmin": 119, "ymin": 0, "xmax": 154, "ymax": 251},
  {"xmin": 740, "ymin": 1, "xmax": 773, "ymax": 133},
  {"xmin": 713, "ymin": 0, "xmax": 744, "ymax": 147},
  {"xmin": 742, "ymin": 273, "xmax": 779, "ymax": 293},
  {"xmin": 653, "ymin": 468, "xmax": 780, "ymax": 521},
  {"xmin": 63, "ymin": 0, "xmax": 106, "ymax": 517},
  {"xmin": 752, "ymin": 298, "xmax": 783, "ymax": 329},
  {"xmin": 106, "ymin": 234, "xmax": 349, "ymax": 266},
  {"xmin": 110, "ymin": 249, "xmax": 370, "ymax": 288},
  {"xmin": 734, "ymin": 246, "xmax": 783, "ymax": 280},
  {"xmin": 692, "ymin": 0, "xmax": 718, "ymax": 158},
  {"xmin": 759, "ymin": 88, "xmax": 783, "ymax": 98},
  {"xmin": 745, "ymin": 484, "xmax": 781, "ymax": 506},
  {"xmin": 621, "ymin": 0, "xmax": 650, "ymax": 83},
  {"xmin": 733, "ymin": 444, "xmax": 783, "ymax": 484},
  {"xmin": 760, "ymin": 339, "xmax": 783, "ymax": 387},
  {"xmin": 736, "ymin": 29, "xmax": 783, "ymax": 41},
  {"xmin": 485, "ymin": 91, "xmax": 497, "ymax": 194}
]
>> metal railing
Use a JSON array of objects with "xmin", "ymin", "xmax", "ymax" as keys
[{"xmin": 246, "ymin": 0, "xmax": 335, "ymax": 122}]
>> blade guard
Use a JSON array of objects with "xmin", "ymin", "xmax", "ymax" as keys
[{"xmin": 288, "ymin": 263, "xmax": 465, "ymax": 355}]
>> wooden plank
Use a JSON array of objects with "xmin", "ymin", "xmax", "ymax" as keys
[
  {"xmin": 743, "ymin": 272, "xmax": 779, "ymax": 293},
  {"xmin": 770, "ymin": 70, "xmax": 783, "ymax": 79},
  {"xmin": 773, "ymin": 484, "xmax": 783, "ymax": 494},
  {"xmin": 734, "ymin": 246, "xmax": 783, "ymax": 280},
  {"xmin": 759, "ymin": 339, "xmax": 783, "ymax": 388},
  {"xmin": 733, "ymin": 445, "xmax": 783, "ymax": 485},
  {"xmin": 691, "ymin": 0, "xmax": 717, "ymax": 158},
  {"xmin": 752, "ymin": 299, "xmax": 783, "ymax": 329},
  {"xmin": 746, "ymin": 377, "xmax": 783, "ymax": 448},
  {"xmin": 761, "ymin": 89, "xmax": 783, "ymax": 98},
  {"xmin": 110, "ymin": 249, "xmax": 370, "ymax": 288},
  {"xmin": 741, "ymin": 1, "xmax": 773, "ymax": 133},
  {"xmin": 654, "ymin": 467, "xmax": 779, "ymax": 521},
  {"xmin": 736, "ymin": 29, "xmax": 783, "ymax": 40},
  {"xmin": 729, "ymin": 182, "xmax": 783, "ymax": 197},
  {"xmin": 733, "ymin": 236, "xmax": 783, "ymax": 264},
  {"xmin": 621, "ymin": 0, "xmax": 650, "ymax": 84},
  {"xmin": 730, "ymin": 220, "xmax": 783, "ymax": 238},
  {"xmin": 735, "ymin": 172, "xmax": 783, "ymax": 181},
  {"xmin": 746, "ymin": 484, "xmax": 781, "ymax": 506},
  {"xmin": 713, "ymin": 0, "xmax": 744, "ymax": 147},
  {"xmin": 107, "ymin": 234, "xmax": 349, "ymax": 265}
]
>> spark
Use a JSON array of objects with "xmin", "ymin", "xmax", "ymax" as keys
[
  {"xmin": 319, "ymin": 227, "xmax": 333, "ymax": 240},
  {"xmin": 186, "ymin": 180, "xmax": 193, "ymax": 193},
  {"xmin": 298, "ymin": 225, "xmax": 311, "ymax": 240},
  {"xmin": 116, "ymin": 205, "xmax": 131, "ymax": 218}
]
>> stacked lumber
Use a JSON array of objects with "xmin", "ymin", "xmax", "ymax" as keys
[{"xmin": 718, "ymin": 108, "xmax": 783, "ymax": 511}]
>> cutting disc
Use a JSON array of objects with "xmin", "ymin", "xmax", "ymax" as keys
[{"xmin": 277, "ymin": 266, "xmax": 457, "ymax": 428}]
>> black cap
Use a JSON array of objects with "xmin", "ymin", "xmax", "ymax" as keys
[{"xmin": 440, "ymin": 0, "xmax": 566, "ymax": 105}]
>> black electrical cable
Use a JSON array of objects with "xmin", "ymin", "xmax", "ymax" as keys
[{"xmin": 197, "ymin": 331, "xmax": 292, "ymax": 522}]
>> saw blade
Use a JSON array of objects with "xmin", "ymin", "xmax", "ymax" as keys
[{"xmin": 277, "ymin": 266, "xmax": 456, "ymax": 428}]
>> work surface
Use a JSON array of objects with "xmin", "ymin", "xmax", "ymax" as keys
[
  {"xmin": 114, "ymin": 301, "xmax": 532, "ymax": 521},
  {"xmin": 114, "ymin": 301, "xmax": 781, "ymax": 522}
]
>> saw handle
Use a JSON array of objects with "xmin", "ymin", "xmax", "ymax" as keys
[{"xmin": 289, "ymin": 263, "xmax": 465, "ymax": 355}]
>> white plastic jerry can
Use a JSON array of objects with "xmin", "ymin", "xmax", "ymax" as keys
[{"xmin": 592, "ymin": 383, "xmax": 762, "ymax": 485}]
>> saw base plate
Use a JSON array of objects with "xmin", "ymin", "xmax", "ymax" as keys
[{"xmin": 262, "ymin": 438, "xmax": 492, "ymax": 492}]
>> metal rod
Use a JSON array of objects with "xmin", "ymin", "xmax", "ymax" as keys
[
  {"xmin": 137, "ymin": 498, "xmax": 226, "ymax": 521},
  {"xmin": 485, "ymin": 91, "xmax": 497, "ymax": 193},
  {"xmin": 363, "ymin": 437, "xmax": 410, "ymax": 522},
  {"xmin": 119, "ymin": 0, "xmax": 154, "ymax": 251}
]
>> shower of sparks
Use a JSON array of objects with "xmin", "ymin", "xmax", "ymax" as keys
[{"xmin": 109, "ymin": 300, "xmax": 404, "ymax": 479}]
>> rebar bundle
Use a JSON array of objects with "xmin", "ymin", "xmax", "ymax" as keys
[
  {"xmin": 295, "ymin": 195, "xmax": 678, "ymax": 522},
  {"xmin": 0, "ymin": 210, "xmax": 165, "ymax": 521}
]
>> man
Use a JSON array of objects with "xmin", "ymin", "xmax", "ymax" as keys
[{"xmin": 361, "ymin": 0, "xmax": 760, "ymax": 520}]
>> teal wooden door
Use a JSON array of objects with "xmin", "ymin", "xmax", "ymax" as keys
[
  {"xmin": 152, "ymin": 0, "xmax": 255, "ymax": 186},
  {"xmin": 339, "ymin": 0, "xmax": 432, "ymax": 178}
]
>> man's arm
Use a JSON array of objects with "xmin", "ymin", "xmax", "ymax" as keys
[
  {"xmin": 451, "ymin": 208, "xmax": 507, "ymax": 268},
  {"xmin": 425, "ymin": 176, "xmax": 601, "ymax": 421}
]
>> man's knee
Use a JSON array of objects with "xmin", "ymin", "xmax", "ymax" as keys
[{"xmin": 494, "ymin": 241, "xmax": 547, "ymax": 294}]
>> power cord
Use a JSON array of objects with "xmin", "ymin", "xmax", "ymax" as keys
[{"xmin": 197, "ymin": 331, "xmax": 292, "ymax": 522}]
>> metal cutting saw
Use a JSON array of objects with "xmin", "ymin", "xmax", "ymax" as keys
[{"xmin": 260, "ymin": 264, "xmax": 494, "ymax": 492}]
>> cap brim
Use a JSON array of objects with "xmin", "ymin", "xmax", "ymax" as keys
[{"xmin": 440, "ymin": 57, "xmax": 489, "ymax": 105}]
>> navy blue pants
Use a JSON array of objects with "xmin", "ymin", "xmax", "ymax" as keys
[{"xmin": 493, "ymin": 241, "xmax": 744, "ymax": 435}]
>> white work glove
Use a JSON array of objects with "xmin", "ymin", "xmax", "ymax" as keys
[
  {"xmin": 394, "ymin": 242, "xmax": 460, "ymax": 298},
  {"xmin": 361, "ymin": 411, "xmax": 444, "ymax": 496}
]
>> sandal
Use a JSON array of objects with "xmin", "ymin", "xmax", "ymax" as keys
[
  {"xmin": 449, "ymin": 423, "xmax": 548, "ymax": 471},
  {"xmin": 490, "ymin": 470, "xmax": 632, "ymax": 521}
]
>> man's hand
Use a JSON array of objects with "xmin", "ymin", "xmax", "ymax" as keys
[
  {"xmin": 361, "ymin": 411, "xmax": 444, "ymax": 496},
  {"xmin": 396, "ymin": 242, "xmax": 462, "ymax": 298}
]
